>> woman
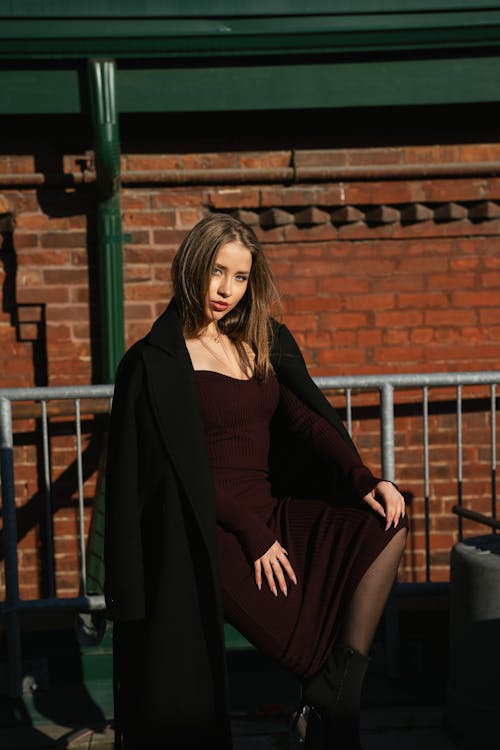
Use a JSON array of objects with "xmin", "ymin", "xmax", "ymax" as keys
[{"xmin": 104, "ymin": 213, "xmax": 408, "ymax": 749}]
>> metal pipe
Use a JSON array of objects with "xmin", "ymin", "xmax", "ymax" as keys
[
  {"xmin": 380, "ymin": 383, "xmax": 395, "ymax": 482},
  {"xmin": 491, "ymin": 384, "xmax": 497, "ymax": 528},
  {"xmin": 457, "ymin": 385, "xmax": 463, "ymax": 540},
  {"xmin": 3, "ymin": 159, "xmax": 500, "ymax": 188},
  {"xmin": 0, "ymin": 397, "xmax": 23, "ymax": 698},
  {"xmin": 452, "ymin": 505, "xmax": 500, "ymax": 531},
  {"xmin": 41, "ymin": 400, "xmax": 56, "ymax": 598},
  {"xmin": 75, "ymin": 399, "xmax": 88, "ymax": 597},
  {"xmin": 88, "ymin": 58, "xmax": 125, "ymax": 384},
  {"xmin": 423, "ymin": 386, "xmax": 431, "ymax": 583},
  {"xmin": 0, "ymin": 594, "xmax": 106, "ymax": 615}
]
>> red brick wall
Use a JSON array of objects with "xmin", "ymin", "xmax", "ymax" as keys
[{"xmin": 1, "ymin": 142, "xmax": 499, "ymax": 596}]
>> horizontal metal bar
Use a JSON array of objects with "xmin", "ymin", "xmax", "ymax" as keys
[
  {"xmin": 451, "ymin": 505, "xmax": 500, "ymax": 530},
  {"xmin": 1, "ymin": 371, "xmax": 500, "ymax": 404},
  {"xmin": 314, "ymin": 371, "xmax": 500, "ymax": 389},
  {"xmin": 0, "ymin": 594, "xmax": 106, "ymax": 615},
  {"xmin": 0, "ymin": 385, "xmax": 114, "ymax": 401}
]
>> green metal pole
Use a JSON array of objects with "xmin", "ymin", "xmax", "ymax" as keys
[
  {"xmin": 88, "ymin": 58, "xmax": 124, "ymax": 384},
  {"xmin": 85, "ymin": 60, "xmax": 124, "ymax": 603}
]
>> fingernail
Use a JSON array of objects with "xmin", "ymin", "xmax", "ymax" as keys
[
  {"xmin": 257, "ymin": 582, "xmax": 261, "ymax": 591},
  {"xmin": 292, "ymin": 576, "xmax": 297, "ymax": 585},
  {"xmin": 283, "ymin": 586, "xmax": 288, "ymax": 597},
  {"xmin": 273, "ymin": 587, "xmax": 278, "ymax": 597}
]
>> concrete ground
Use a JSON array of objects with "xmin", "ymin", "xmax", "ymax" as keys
[
  {"xmin": 0, "ymin": 704, "xmax": 465, "ymax": 749},
  {"xmin": 0, "ymin": 597, "xmax": 475, "ymax": 749}
]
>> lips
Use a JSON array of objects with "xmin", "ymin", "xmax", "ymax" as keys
[{"xmin": 211, "ymin": 301, "xmax": 229, "ymax": 312}]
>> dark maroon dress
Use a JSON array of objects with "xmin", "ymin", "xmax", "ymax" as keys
[{"xmin": 195, "ymin": 370, "xmax": 407, "ymax": 680}]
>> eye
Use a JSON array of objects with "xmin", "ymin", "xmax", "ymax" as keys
[
  {"xmin": 236, "ymin": 274, "xmax": 249, "ymax": 282},
  {"xmin": 212, "ymin": 267, "xmax": 222, "ymax": 276}
]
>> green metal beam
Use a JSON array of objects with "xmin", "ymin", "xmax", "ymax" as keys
[
  {"xmin": 116, "ymin": 55, "xmax": 500, "ymax": 112},
  {"xmin": 1, "ymin": 9, "xmax": 500, "ymax": 60},
  {"xmin": 2, "ymin": 51, "xmax": 500, "ymax": 115},
  {"xmin": 2, "ymin": 0, "xmax": 500, "ymax": 17},
  {"xmin": 0, "ymin": 68, "xmax": 80, "ymax": 113}
]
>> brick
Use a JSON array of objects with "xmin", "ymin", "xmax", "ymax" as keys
[
  {"xmin": 479, "ymin": 308, "xmax": 500, "ymax": 324},
  {"xmin": 44, "ymin": 269, "xmax": 88, "ymax": 285},
  {"xmin": 151, "ymin": 191, "xmax": 204, "ymax": 208},
  {"xmin": 331, "ymin": 330, "xmax": 357, "ymax": 346},
  {"xmin": 207, "ymin": 188, "xmax": 260, "ymax": 209},
  {"xmin": 125, "ymin": 155, "xmax": 182, "ymax": 170},
  {"xmin": 124, "ymin": 210, "xmax": 176, "ymax": 227},
  {"xmin": 375, "ymin": 310, "xmax": 424, "ymax": 327},
  {"xmin": 398, "ymin": 254, "xmax": 449, "ymax": 273},
  {"xmin": 17, "ymin": 286, "xmax": 69, "ymax": 306},
  {"xmin": 239, "ymin": 151, "xmax": 291, "ymax": 169},
  {"xmin": 304, "ymin": 330, "xmax": 334, "ymax": 349},
  {"xmin": 278, "ymin": 277, "xmax": 317, "ymax": 296},
  {"xmin": 317, "ymin": 347, "xmax": 365, "ymax": 365},
  {"xmin": 345, "ymin": 293, "xmax": 395, "ymax": 311},
  {"xmin": 282, "ymin": 313, "xmax": 318, "ymax": 331},
  {"xmin": 410, "ymin": 327, "xmax": 434, "ymax": 344},
  {"xmin": 321, "ymin": 312, "xmax": 369, "ymax": 329},
  {"xmin": 121, "ymin": 192, "xmax": 153, "ymax": 210},
  {"xmin": 125, "ymin": 284, "xmax": 168, "ymax": 301},
  {"xmin": 294, "ymin": 149, "xmax": 348, "ymax": 167},
  {"xmin": 480, "ymin": 272, "xmax": 500, "ymax": 288},
  {"xmin": 358, "ymin": 329, "xmax": 382, "ymax": 346},
  {"xmin": 40, "ymin": 232, "xmax": 86, "ymax": 248},
  {"xmin": 398, "ymin": 292, "xmax": 449, "ymax": 308},
  {"xmin": 11, "ymin": 155, "xmax": 36, "ymax": 173},
  {"xmin": 286, "ymin": 295, "xmax": 341, "ymax": 314},
  {"xmin": 10, "ymin": 233, "xmax": 39, "ymax": 249},
  {"xmin": 153, "ymin": 228, "xmax": 195, "ymax": 245},
  {"xmin": 427, "ymin": 272, "xmax": 475, "ymax": 289},
  {"xmin": 452, "ymin": 290, "xmax": 500, "ymax": 307},
  {"xmin": 483, "ymin": 254, "xmax": 500, "ymax": 269},
  {"xmin": 318, "ymin": 277, "xmax": 370, "ymax": 294},
  {"xmin": 373, "ymin": 345, "xmax": 424, "ymax": 363},
  {"xmin": 183, "ymin": 152, "xmax": 239, "ymax": 170},
  {"xmin": 384, "ymin": 329, "xmax": 409, "ymax": 345},
  {"xmin": 260, "ymin": 187, "xmax": 317, "ymax": 208}
]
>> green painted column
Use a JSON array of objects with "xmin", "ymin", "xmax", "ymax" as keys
[
  {"xmin": 85, "ymin": 60, "xmax": 124, "ymax": 603},
  {"xmin": 88, "ymin": 58, "xmax": 125, "ymax": 384}
]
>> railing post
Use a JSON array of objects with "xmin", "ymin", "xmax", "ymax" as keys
[
  {"xmin": 380, "ymin": 383, "xmax": 395, "ymax": 483},
  {"xmin": 0, "ymin": 396, "xmax": 23, "ymax": 697},
  {"xmin": 380, "ymin": 384, "xmax": 400, "ymax": 678}
]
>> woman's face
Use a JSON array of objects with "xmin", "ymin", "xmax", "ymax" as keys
[{"xmin": 204, "ymin": 240, "xmax": 253, "ymax": 324}]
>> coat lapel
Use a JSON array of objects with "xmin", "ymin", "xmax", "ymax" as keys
[{"xmin": 142, "ymin": 302, "xmax": 217, "ymax": 538}]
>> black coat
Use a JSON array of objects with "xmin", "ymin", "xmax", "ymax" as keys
[{"xmin": 104, "ymin": 300, "xmax": 359, "ymax": 749}]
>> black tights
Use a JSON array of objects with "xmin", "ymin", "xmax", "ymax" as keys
[{"xmin": 339, "ymin": 527, "xmax": 407, "ymax": 656}]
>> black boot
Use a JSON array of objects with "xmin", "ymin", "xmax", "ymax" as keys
[{"xmin": 301, "ymin": 643, "xmax": 370, "ymax": 749}]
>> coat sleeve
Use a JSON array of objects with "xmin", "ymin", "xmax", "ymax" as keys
[
  {"xmin": 104, "ymin": 352, "xmax": 147, "ymax": 621},
  {"xmin": 271, "ymin": 320, "xmax": 360, "ymax": 454},
  {"xmin": 278, "ymin": 382, "xmax": 380, "ymax": 499}
]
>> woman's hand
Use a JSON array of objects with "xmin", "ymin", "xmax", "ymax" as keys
[
  {"xmin": 254, "ymin": 540, "xmax": 297, "ymax": 597},
  {"xmin": 362, "ymin": 480, "xmax": 406, "ymax": 530}
]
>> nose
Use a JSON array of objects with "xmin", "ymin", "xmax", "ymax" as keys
[{"xmin": 217, "ymin": 277, "xmax": 232, "ymax": 298}]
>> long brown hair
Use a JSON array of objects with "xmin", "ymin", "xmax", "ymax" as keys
[{"xmin": 171, "ymin": 212, "xmax": 282, "ymax": 378}]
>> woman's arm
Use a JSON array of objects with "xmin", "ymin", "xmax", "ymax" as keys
[{"xmin": 216, "ymin": 489, "xmax": 277, "ymax": 562}]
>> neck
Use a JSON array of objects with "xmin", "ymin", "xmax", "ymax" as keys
[{"xmin": 201, "ymin": 323, "xmax": 223, "ymax": 342}]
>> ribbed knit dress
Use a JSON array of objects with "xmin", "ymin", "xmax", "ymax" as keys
[{"xmin": 195, "ymin": 370, "xmax": 408, "ymax": 681}]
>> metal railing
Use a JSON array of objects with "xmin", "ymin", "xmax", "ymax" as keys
[{"xmin": 1, "ymin": 372, "xmax": 499, "ymax": 697}]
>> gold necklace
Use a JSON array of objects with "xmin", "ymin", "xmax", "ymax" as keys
[{"xmin": 197, "ymin": 335, "xmax": 248, "ymax": 380}]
